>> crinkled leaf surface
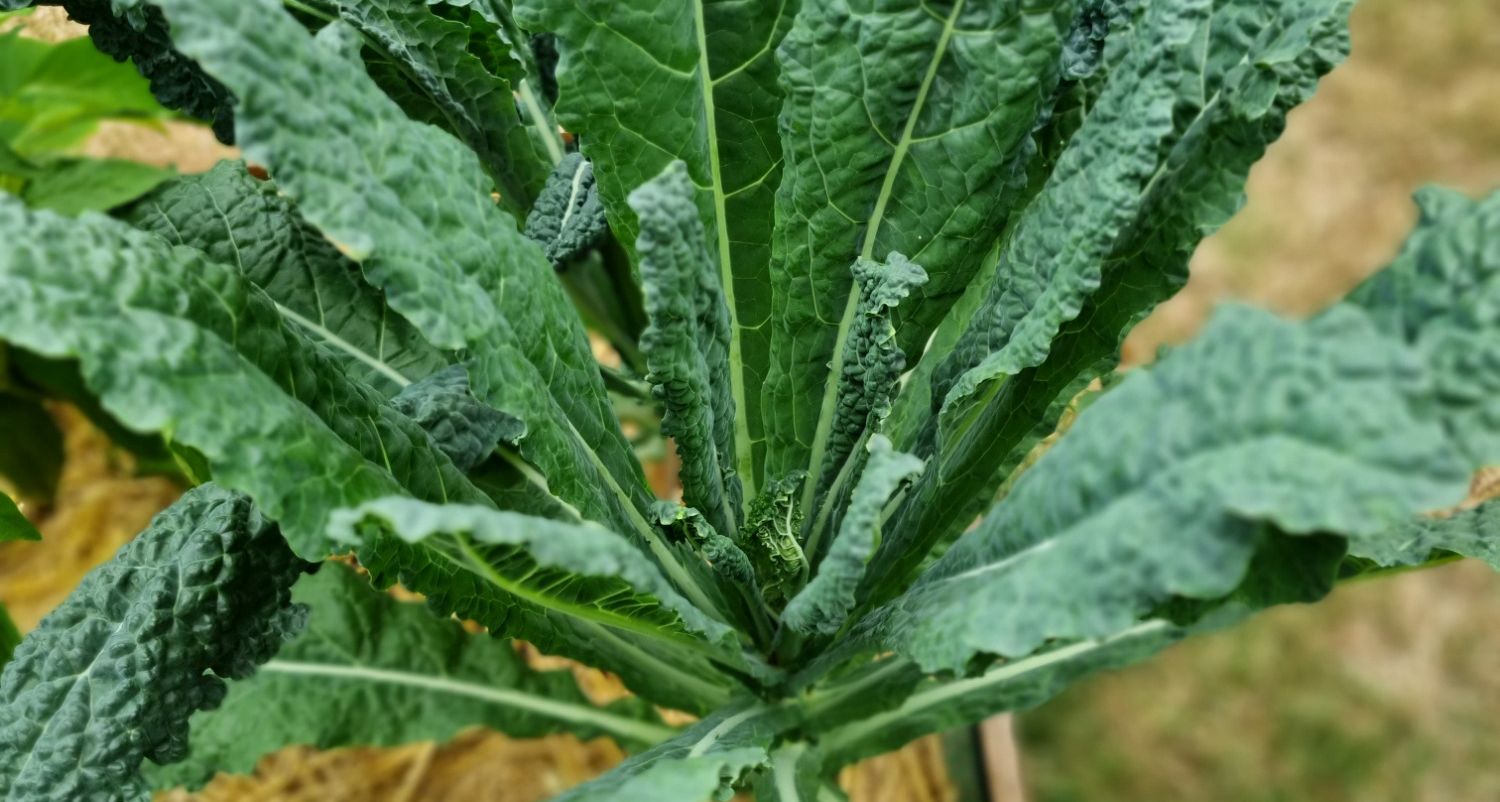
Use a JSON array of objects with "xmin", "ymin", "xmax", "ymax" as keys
[
  {"xmin": 146, "ymin": 563, "xmax": 673, "ymax": 792},
  {"xmin": 516, "ymin": 0, "xmax": 796, "ymax": 493},
  {"xmin": 147, "ymin": 0, "xmax": 658, "ymax": 555},
  {"xmin": 0, "ymin": 484, "xmax": 311, "ymax": 802},
  {"xmin": 867, "ymin": 0, "xmax": 1356, "ymax": 601},
  {"xmin": 1346, "ymin": 186, "xmax": 1500, "ymax": 466},
  {"xmin": 633, "ymin": 161, "xmax": 743, "ymax": 540},
  {"xmin": 783, "ymin": 436, "xmax": 921, "ymax": 637},
  {"xmin": 872, "ymin": 303, "xmax": 1470, "ymax": 673},
  {"xmin": 762, "ymin": 0, "xmax": 1071, "ymax": 485},
  {"xmin": 390, "ymin": 364, "xmax": 521, "ymax": 473},
  {"xmin": 122, "ymin": 160, "xmax": 451, "ymax": 396},
  {"xmin": 309, "ymin": 0, "xmax": 550, "ymax": 215},
  {"xmin": 524, "ymin": 152, "xmax": 609, "ymax": 268},
  {"xmin": 1352, "ymin": 503, "xmax": 1500, "ymax": 571}
]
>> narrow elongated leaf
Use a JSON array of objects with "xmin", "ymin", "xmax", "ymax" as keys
[
  {"xmin": 0, "ymin": 485, "xmax": 312, "ymax": 802},
  {"xmin": 550, "ymin": 701, "xmax": 791, "ymax": 802},
  {"xmin": 147, "ymin": 563, "xmax": 674, "ymax": 792},
  {"xmin": 742, "ymin": 471, "xmax": 808, "ymax": 608},
  {"xmin": 524, "ymin": 152, "xmax": 609, "ymax": 268},
  {"xmin": 515, "ymin": 0, "xmax": 797, "ymax": 493},
  {"xmin": 1346, "ymin": 187, "xmax": 1500, "ymax": 465},
  {"xmin": 783, "ymin": 437, "xmax": 921, "ymax": 637},
  {"xmin": 867, "ymin": 0, "xmax": 1356, "ymax": 601},
  {"xmin": 312, "ymin": 0, "xmax": 550, "ymax": 215},
  {"xmin": 149, "ymin": 1, "xmax": 677, "ymax": 588},
  {"xmin": 0, "ymin": 493, "xmax": 39, "ymax": 542},
  {"xmin": 633, "ymin": 161, "xmax": 742, "ymax": 540},
  {"xmin": 763, "ymin": 0, "xmax": 1071, "ymax": 484},
  {"xmin": 122, "ymin": 160, "xmax": 451, "ymax": 396},
  {"xmin": 873, "ymin": 303, "xmax": 1470, "ymax": 674},
  {"xmin": 808, "ymin": 254, "xmax": 926, "ymax": 508}
]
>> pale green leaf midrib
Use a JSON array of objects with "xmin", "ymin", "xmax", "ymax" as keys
[
  {"xmin": 798, "ymin": 0, "xmax": 967, "ymax": 523},
  {"xmin": 451, "ymin": 534, "xmax": 717, "ymax": 658},
  {"xmin": 693, "ymin": 0, "xmax": 758, "ymax": 500},
  {"xmin": 818, "ymin": 620, "xmax": 1171, "ymax": 755},
  {"xmin": 259, "ymin": 659, "xmax": 678, "ymax": 744}
]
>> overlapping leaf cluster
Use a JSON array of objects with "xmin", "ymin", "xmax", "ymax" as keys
[{"xmin": 0, "ymin": 1, "xmax": 1496, "ymax": 801}]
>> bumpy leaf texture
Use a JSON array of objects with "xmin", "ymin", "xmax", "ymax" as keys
[
  {"xmin": 146, "ymin": 563, "xmax": 672, "ymax": 791},
  {"xmin": 633, "ymin": 161, "xmax": 744, "ymax": 541},
  {"xmin": 0, "ymin": 485, "xmax": 311, "ymax": 802},
  {"xmin": 783, "ymin": 436, "xmax": 922, "ymax": 637},
  {"xmin": 524, "ymin": 152, "xmax": 610, "ymax": 268},
  {"xmin": 390, "ymin": 364, "xmax": 521, "ymax": 472},
  {"xmin": 122, "ymin": 160, "xmax": 451, "ymax": 396},
  {"xmin": 763, "ymin": 0, "xmax": 1071, "ymax": 485},
  {"xmin": 517, "ymin": 0, "xmax": 797, "ymax": 493},
  {"xmin": 865, "ymin": 0, "xmax": 1357, "ymax": 602},
  {"xmin": 874, "ymin": 302, "xmax": 1472, "ymax": 673}
]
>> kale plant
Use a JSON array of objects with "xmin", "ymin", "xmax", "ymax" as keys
[{"xmin": 1, "ymin": 0, "xmax": 1497, "ymax": 799}]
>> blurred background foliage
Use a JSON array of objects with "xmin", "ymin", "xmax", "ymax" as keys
[{"xmin": 0, "ymin": 0, "xmax": 1497, "ymax": 800}]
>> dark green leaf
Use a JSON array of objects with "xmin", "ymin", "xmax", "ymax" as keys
[
  {"xmin": 0, "ymin": 484, "xmax": 312, "ymax": 801},
  {"xmin": 516, "ymin": 0, "xmax": 797, "ymax": 494},
  {"xmin": 146, "ymin": 563, "xmax": 674, "ymax": 791},
  {"xmin": 524, "ymin": 152, "xmax": 609, "ymax": 268},
  {"xmin": 391, "ymin": 364, "xmax": 521, "ymax": 473},
  {"xmin": 633, "ymin": 161, "xmax": 743, "ymax": 540},
  {"xmin": 0, "ymin": 492, "xmax": 40, "ymax": 542},
  {"xmin": 0, "ymin": 393, "xmax": 62, "ymax": 501},
  {"xmin": 0, "ymin": 603, "xmax": 18, "ymax": 669}
]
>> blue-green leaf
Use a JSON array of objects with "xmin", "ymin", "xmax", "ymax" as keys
[{"xmin": 524, "ymin": 152, "xmax": 609, "ymax": 268}]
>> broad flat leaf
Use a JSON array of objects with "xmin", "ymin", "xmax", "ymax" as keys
[
  {"xmin": 762, "ymin": 0, "xmax": 1071, "ymax": 485},
  {"xmin": 123, "ymin": 160, "xmax": 450, "ymax": 396},
  {"xmin": 515, "ymin": 0, "xmax": 797, "ymax": 494},
  {"xmin": 524, "ymin": 153, "xmax": 609, "ymax": 268},
  {"xmin": 311, "ymin": 0, "xmax": 550, "ymax": 215},
  {"xmin": 754, "ymin": 742, "xmax": 824, "ymax": 802},
  {"xmin": 0, "ymin": 603, "xmax": 17, "ymax": 669},
  {"xmin": 2, "ymin": 0, "xmax": 238, "ymax": 142},
  {"xmin": 867, "ymin": 0, "xmax": 1356, "ymax": 601},
  {"xmin": 872, "ymin": 303, "xmax": 1470, "ymax": 673},
  {"xmin": 550, "ymin": 701, "xmax": 791, "ymax": 802},
  {"xmin": 783, "ymin": 436, "xmax": 921, "ymax": 637},
  {"xmin": 0, "ymin": 31, "xmax": 165, "ymax": 155},
  {"xmin": 0, "ymin": 493, "xmax": 39, "ymax": 542},
  {"xmin": 633, "ymin": 161, "xmax": 743, "ymax": 540},
  {"xmin": 390, "ymin": 364, "xmax": 521, "ymax": 472},
  {"xmin": 19, "ymin": 157, "xmax": 172, "ymax": 215},
  {"xmin": 149, "ymin": 0, "xmax": 670, "ymax": 578},
  {"xmin": 1346, "ymin": 187, "xmax": 1500, "ymax": 465},
  {"xmin": 0, "ymin": 484, "xmax": 312, "ymax": 801},
  {"xmin": 146, "ymin": 563, "xmax": 675, "ymax": 791},
  {"xmin": 0, "ymin": 393, "xmax": 62, "ymax": 501},
  {"xmin": 1351, "ymin": 503, "xmax": 1500, "ymax": 571}
]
